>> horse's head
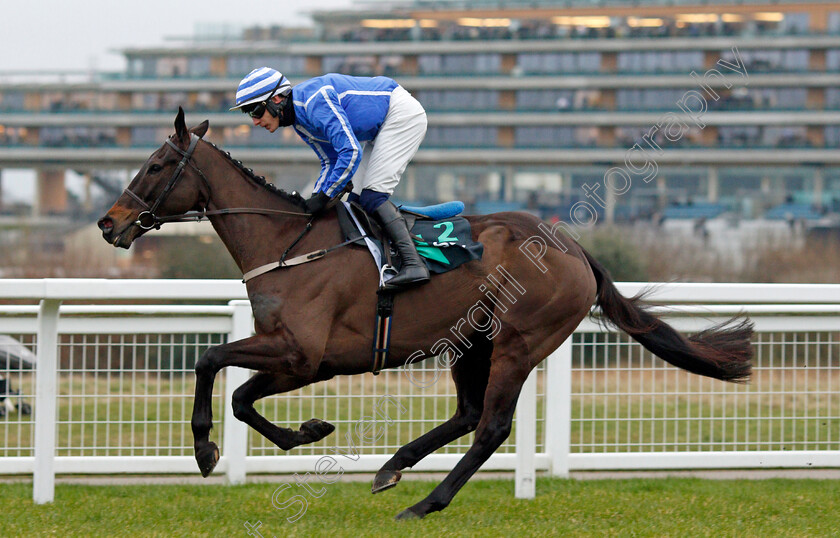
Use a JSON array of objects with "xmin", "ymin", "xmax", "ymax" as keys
[{"xmin": 98, "ymin": 107, "xmax": 210, "ymax": 249}]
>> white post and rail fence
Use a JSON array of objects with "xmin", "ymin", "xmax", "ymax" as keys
[{"xmin": 0, "ymin": 280, "xmax": 838, "ymax": 504}]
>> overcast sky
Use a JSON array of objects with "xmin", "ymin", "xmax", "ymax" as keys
[{"xmin": 0, "ymin": 0, "xmax": 359, "ymax": 72}]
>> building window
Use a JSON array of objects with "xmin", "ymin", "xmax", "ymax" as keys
[
  {"xmin": 424, "ymin": 126, "xmax": 497, "ymax": 147},
  {"xmin": 129, "ymin": 57, "xmax": 158, "ymax": 78},
  {"xmin": 830, "ymin": 13, "xmax": 840, "ymax": 34},
  {"xmin": 222, "ymin": 125, "xmax": 305, "ymax": 147},
  {"xmin": 131, "ymin": 127, "xmax": 160, "ymax": 146},
  {"xmin": 322, "ymin": 55, "xmax": 405, "ymax": 76},
  {"xmin": 617, "ymin": 51, "xmax": 703, "ymax": 73},
  {"xmin": 717, "ymin": 126, "xmax": 761, "ymax": 147},
  {"xmin": 827, "ymin": 88, "xmax": 840, "ymax": 108},
  {"xmin": 761, "ymin": 126, "xmax": 808, "ymax": 147},
  {"xmin": 517, "ymin": 90, "xmax": 575, "ymax": 110},
  {"xmin": 781, "ymin": 13, "xmax": 810, "ymax": 35},
  {"xmin": 227, "ymin": 56, "xmax": 305, "ymax": 76},
  {"xmin": 827, "ymin": 127, "xmax": 840, "ymax": 147},
  {"xmin": 827, "ymin": 50, "xmax": 840, "ymax": 71},
  {"xmin": 132, "ymin": 92, "xmax": 160, "ymax": 111},
  {"xmin": 188, "ymin": 57, "xmax": 212, "ymax": 77},
  {"xmin": 704, "ymin": 87, "xmax": 807, "ymax": 110},
  {"xmin": 40, "ymin": 127, "xmax": 117, "ymax": 147},
  {"xmin": 617, "ymin": 89, "xmax": 693, "ymax": 110},
  {"xmin": 157, "ymin": 57, "xmax": 188, "ymax": 77},
  {"xmin": 418, "ymin": 54, "xmax": 501, "ymax": 75},
  {"xmin": 515, "ymin": 127, "xmax": 596, "ymax": 148},
  {"xmin": 746, "ymin": 88, "xmax": 807, "ymax": 110},
  {"xmin": 193, "ymin": 91, "xmax": 217, "ymax": 112},
  {"xmin": 415, "ymin": 90, "xmax": 498, "ymax": 111},
  {"xmin": 719, "ymin": 126, "xmax": 808, "ymax": 148},
  {"xmin": 161, "ymin": 92, "xmax": 188, "ymax": 111},
  {"xmin": 323, "ymin": 55, "xmax": 377, "ymax": 75},
  {"xmin": 516, "ymin": 52, "xmax": 601, "ymax": 74},
  {"xmin": 0, "ymin": 91, "xmax": 25, "ymax": 111},
  {"xmin": 724, "ymin": 49, "xmax": 809, "ymax": 72}
]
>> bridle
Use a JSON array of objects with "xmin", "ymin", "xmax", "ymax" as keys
[
  {"xmin": 123, "ymin": 133, "xmax": 309, "ymax": 230},
  {"xmin": 120, "ymin": 132, "xmax": 364, "ymax": 282},
  {"xmin": 123, "ymin": 134, "xmax": 205, "ymax": 230}
]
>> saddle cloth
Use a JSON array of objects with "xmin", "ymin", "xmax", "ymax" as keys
[{"xmin": 338, "ymin": 201, "xmax": 483, "ymax": 281}]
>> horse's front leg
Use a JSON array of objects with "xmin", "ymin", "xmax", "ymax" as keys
[
  {"xmin": 190, "ymin": 331, "xmax": 320, "ymax": 477},
  {"xmin": 231, "ymin": 372, "xmax": 334, "ymax": 450}
]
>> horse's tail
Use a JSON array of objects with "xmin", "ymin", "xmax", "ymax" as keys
[{"xmin": 581, "ymin": 248, "xmax": 753, "ymax": 383}]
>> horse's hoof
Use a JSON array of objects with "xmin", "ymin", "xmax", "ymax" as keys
[
  {"xmin": 372, "ymin": 470, "xmax": 402, "ymax": 494},
  {"xmin": 300, "ymin": 418, "xmax": 335, "ymax": 442},
  {"xmin": 395, "ymin": 507, "xmax": 423, "ymax": 521},
  {"xmin": 195, "ymin": 442, "xmax": 219, "ymax": 477}
]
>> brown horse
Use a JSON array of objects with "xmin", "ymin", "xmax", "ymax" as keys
[{"xmin": 98, "ymin": 109, "xmax": 753, "ymax": 520}]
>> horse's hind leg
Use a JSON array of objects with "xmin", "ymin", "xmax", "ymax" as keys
[
  {"xmin": 372, "ymin": 345, "xmax": 491, "ymax": 493},
  {"xmin": 231, "ymin": 372, "xmax": 334, "ymax": 450},
  {"xmin": 191, "ymin": 332, "xmax": 322, "ymax": 477},
  {"xmin": 395, "ymin": 326, "xmax": 532, "ymax": 520}
]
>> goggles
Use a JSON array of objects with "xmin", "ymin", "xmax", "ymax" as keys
[
  {"xmin": 241, "ymin": 79, "xmax": 283, "ymax": 119},
  {"xmin": 243, "ymin": 101, "xmax": 268, "ymax": 119}
]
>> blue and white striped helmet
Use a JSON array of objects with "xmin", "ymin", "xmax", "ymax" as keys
[{"xmin": 230, "ymin": 67, "xmax": 291, "ymax": 110}]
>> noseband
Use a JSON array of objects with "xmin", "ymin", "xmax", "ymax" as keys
[{"xmin": 123, "ymin": 134, "xmax": 205, "ymax": 230}]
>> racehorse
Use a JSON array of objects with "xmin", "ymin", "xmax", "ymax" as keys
[{"xmin": 97, "ymin": 109, "xmax": 753, "ymax": 520}]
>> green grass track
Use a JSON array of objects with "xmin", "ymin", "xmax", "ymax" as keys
[{"xmin": 2, "ymin": 477, "xmax": 839, "ymax": 537}]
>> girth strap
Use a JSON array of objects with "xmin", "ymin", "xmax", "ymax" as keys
[{"xmin": 371, "ymin": 289, "xmax": 396, "ymax": 375}]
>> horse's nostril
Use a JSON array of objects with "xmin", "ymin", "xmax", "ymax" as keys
[{"xmin": 98, "ymin": 217, "xmax": 113, "ymax": 232}]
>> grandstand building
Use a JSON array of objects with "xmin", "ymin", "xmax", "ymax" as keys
[{"xmin": 1, "ymin": 0, "xmax": 839, "ymax": 225}]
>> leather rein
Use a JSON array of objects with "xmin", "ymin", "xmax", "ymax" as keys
[
  {"xmin": 123, "ymin": 134, "xmax": 310, "ymax": 231},
  {"xmin": 123, "ymin": 134, "xmax": 361, "ymax": 282}
]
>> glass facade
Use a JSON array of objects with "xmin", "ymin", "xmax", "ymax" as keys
[
  {"xmin": 0, "ymin": 91, "xmax": 24, "ymax": 111},
  {"xmin": 617, "ymin": 51, "xmax": 703, "ymax": 73},
  {"xmin": 722, "ymin": 48, "xmax": 810, "ymax": 72},
  {"xmin": 38, "ymin": 126, "xmax": 117, "ymax": 147},
  {"xmin": 830, "ymin": 12, "xmax": 840, "ymax": 34},
  {"xmin": 424, "ymin": 126, "xmax": 498, "ymax": 147},
  {"xmin": 827, "ymin": 49, "xmax": 840, "ymax": 71},
  {"xmin": 517, "ymin": 52, "xmax": 601, "ymax": 74},
  {"xmin": 187, "ymin": 57, "xmax": 212, "ymax": 78},
  {"xmin": 418, "ymin": 54, "xmax": 501, "ymax": 74},
  {"xmin": 515, "ymin": 126, "xmax": 597, "ymax": 147},
  {"xmin": 827, "ymin": 88, "xmax": 840, "ymax": 109},
  {"xmin": 617, "ymin": 89, "xmax": 693, "ymax": 110},
  {"xmin": 718, "ymin": 125, "xmax": 810, "ymax": 148},
  {"xmin": 414, "ymin": 90, "xmax": 499, "ymax": 110},
  {"xmin": 826, "ymin": 126, "xmax": 840, "ymax": 147}
]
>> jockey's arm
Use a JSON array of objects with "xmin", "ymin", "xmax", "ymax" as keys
[
  {"xmin": 299, "ymin": 135, "xmax": 331, "ymax": 194},
  {"xmin": 308, "ymin": 87, "xmax": 362, "ymax": 198}
]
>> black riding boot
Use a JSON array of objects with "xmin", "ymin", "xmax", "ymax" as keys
[{"xmin": 372, "ymin": 201, "xmax": 430, "ymax": 290}]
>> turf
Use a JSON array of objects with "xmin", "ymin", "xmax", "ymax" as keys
[{"xmin": 2, "ymin": 476, "xmax": 839, "ymax": 537}]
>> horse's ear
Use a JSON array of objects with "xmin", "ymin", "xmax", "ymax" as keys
[
  {"xmin": 174, "ymin": 107, "xmax": 189, "ymax": 143},
  {"xmin": 190, "ymin": 120, "xmax": 209, "ymax": 139}
]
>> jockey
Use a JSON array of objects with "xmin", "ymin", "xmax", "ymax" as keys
[{"xmin": 232, "ymin": 67, "xmax": 430, "ymax": 290}]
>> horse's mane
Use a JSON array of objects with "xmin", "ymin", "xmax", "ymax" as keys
[{"xmin": 205, "ymin": 140, "xmax": 306, "ymax": 207}]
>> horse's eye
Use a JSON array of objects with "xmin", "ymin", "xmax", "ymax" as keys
[{"xmin": 148, "ymin": 164, "xmax": 163, "ymax": 174}]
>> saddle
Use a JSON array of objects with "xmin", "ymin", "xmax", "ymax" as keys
[
  {"xmin": 336, "ymin": 200, "xmax": 482, "ymax": 280},
  {"xmin": 335, "ymin": 200, "xmax": 483, "ymax": 375}
]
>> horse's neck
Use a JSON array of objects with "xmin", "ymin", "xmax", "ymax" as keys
[{"xmin": 200, "ymin": 149, "xmax": 304, "ymax": 274}]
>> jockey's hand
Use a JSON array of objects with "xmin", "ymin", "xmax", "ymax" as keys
[{"xmin": 304, "ymin": 192, "xmax": 332, "ymax": 215}]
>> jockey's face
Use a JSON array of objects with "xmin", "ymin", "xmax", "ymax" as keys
[{"xmin": 251, "ymin": 95, "xmax": 283, "ymax": 133}]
